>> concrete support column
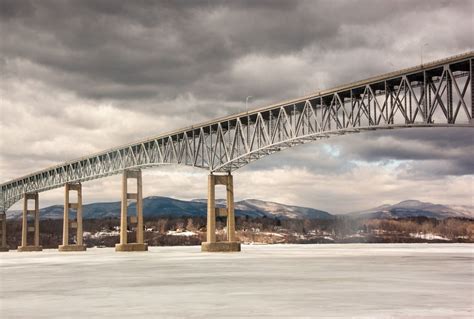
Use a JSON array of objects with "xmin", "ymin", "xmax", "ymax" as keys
[
  {"xmin": 59, "ymin": 183, "xmax": 86, "ymax": 252},
  {"xmin": 120, "ymin": 172, "xmax": 128, "ymax": 245},
  {"xmin": 0, "ymin": 212, "xmax": 9, "ymax": 252},
  {"xmin": 77, "ymin": 185, "xmax": 83, "ymax": 246},
  {"xmin": 206, "ymin": 174, "xmax": 216, "ymax": 243},
  {"xmin": 201, "ymin": 173, "xmax": 240, "ymax": 252},
  {"xmin": 226, "ymin": 174, "xmax": 236, "ymax": 242},
  {"xmin": 136, "ymin": 171, "xmax": 144, "ymax": 245},
  {"xmin": 34, "ymin": 197, "xmax": 40, "ymax": 247},
  {"xmin": 115, "ymin": 169, "xmax": 148, "ymax": 252},
  {"xmin": 62, "ymin": 184, "xmax": 69, "ymax": 246},
  {"xmin": 18, "ymin": 193, "xmax": 42, "ymax": 252},
  {"xmin": 21, "ymin": 198, "xmax": 27, "ymax": 247}
]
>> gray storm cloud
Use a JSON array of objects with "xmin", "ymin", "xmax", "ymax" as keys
[{"xmin": 0, "ymin": 0, "xmax": 473, "ymax": 212}]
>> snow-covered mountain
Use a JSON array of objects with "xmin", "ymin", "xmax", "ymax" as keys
[
  {"xmin": 7, "ymin": 198, "xmax": 471, "ymax": 221},
  {"xmin": 6, "ymin": 196, "xmax": 333, "ymax": 220},
  {"xmin": 347, "ymin": 200, "xmax": 474, "ymax": 220},
  {"xmin": 235, "ymin": 199, "xmax": 333, "ymax": 219},
  {"xmin": 193, "ymin": 198, "xmax": 333, "ymax": 219}
]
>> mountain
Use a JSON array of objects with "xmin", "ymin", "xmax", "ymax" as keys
[
  {"xmin": 6, "ymin": 196, "xmax": 333, "ymax": 220},
  {"xmin": 233, "ymin": 199, "xmax": 332, "ymax": 219},
  {"xmin": 347, "ymin": 200, "xmax": 474, "ymax": 220},
  {"xmin": 193, "ymin": 198, "xmax": 333, "ymax": 219},
  {"xmin": 7, "ymin": 198, "xmax": 471, "ymax": 221}
]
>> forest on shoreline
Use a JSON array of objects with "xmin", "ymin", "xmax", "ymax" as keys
[
  {"xmin": 7, "ymin": 216, "xmax": 474, "ymax": 249},
  {"xmin": 5, "ymin": 215, "xmax": 474, "ymax": 249}
]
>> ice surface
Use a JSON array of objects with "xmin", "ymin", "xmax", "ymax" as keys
[{"xmin": 1, "ymin": 244, "xmax": 473, "ymax": 318}]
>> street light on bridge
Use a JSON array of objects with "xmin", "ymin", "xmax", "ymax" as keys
[
  {"xmin": 420, "ymin": 42, "xmax": 429, "ymax": 66},
  {"xmin": 246, "ymin": 96, "xmax": 252, "ymax": 113}
]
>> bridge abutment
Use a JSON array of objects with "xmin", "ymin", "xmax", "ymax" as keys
[
  {"xmin": 59, "ymin": 183, "xmax": 86, "ymax": 252},
  {"xmin": 0, "ymin": 212, "xmax": 8, "ymax": 251},
  {"xmin": 18, "ymin": 193, "xmax": 42, "ymax": 252},
  {"xmin": 201, "ymin": 173, "xmax": 240, "ymax": 252},
  {"xmin": 115, "ymin": 169, "xmax": 148, "ymax": 252}
]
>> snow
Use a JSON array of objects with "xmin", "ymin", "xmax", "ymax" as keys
[
  {"xmin": 410, "ymin": 232, "xmax": 449, "ymax": 240},
  {"xmin": 84, "ymin": 229, "xmax": 120, "ymax": 239},
  {"xmin": 0, "ymin": 244, "xmax": 473, "ymax": 318},
  {"xmin": 447, "ymin": 205, "xmax": 474, "ymax": 218},
  {"xmin": 166, "ymin": 230, "xmax": 197, "ymax": 237},
  {"xmin": 260, "ymin": 232, "xmax": 285, "ymax": 238}
]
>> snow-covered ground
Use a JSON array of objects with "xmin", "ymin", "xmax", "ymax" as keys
[
  {"xmin": 0, "ymin": 244, "xmax": 473, "ymax": 318},
  {"xmin": 166, "ymin": 230, "xmax": 197, "ymax": 236},
  {"xmin": 410, "ymin": 232, "xmax": 450, "ymax": 240}
]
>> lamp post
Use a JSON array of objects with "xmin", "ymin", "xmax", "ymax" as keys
[
  {"xmin": 420, "ymin": 42, "xmax": 429, "ymax": 66},
  {"xmin": 245, "ymin": 96, "xmax": 252, "ymax": 113}
]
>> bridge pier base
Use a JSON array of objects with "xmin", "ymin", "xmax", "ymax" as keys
[
  {"xmin": 18, "ymin": 193, "xmax": 42, "ymax": 252},
  {"xmin": 0, "ymin": 212, "xmax": 9, "ymax": 252},
  {"xmin": 59, "ymin": 183, "xmax": 86, "ymax": 252},
  {"xmin": 201, "ymin": 173, "xmax": 241, "ymax": 252},
  {"xmin": 115, "ymin": 169, "xmax": 148, "ymax": 252}
]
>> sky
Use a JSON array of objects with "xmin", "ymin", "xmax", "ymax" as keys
[{"xmin": 0, "ymin": 0, "xmax": 473, "ymax": 214}]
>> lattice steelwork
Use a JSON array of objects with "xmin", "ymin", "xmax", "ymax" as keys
[{"xmin": 1, "ymin": 52, "xmax": 473, "ymax": 212}]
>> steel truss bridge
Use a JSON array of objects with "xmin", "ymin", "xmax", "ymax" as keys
[{"xmin": 1, "ymin": 52, "xmax": 473, "ymax": 212}]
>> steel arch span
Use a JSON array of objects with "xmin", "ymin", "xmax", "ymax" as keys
[{"xmin": 1, "ymin": 52, "xmax": 473, "ymax": 212}]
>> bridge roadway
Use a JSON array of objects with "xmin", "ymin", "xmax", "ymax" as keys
[{"xmin": 0, "ymin": 52, "xmax": 473, "ymax": 252}]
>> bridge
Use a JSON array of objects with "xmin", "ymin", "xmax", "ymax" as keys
[{"xmin": 0, "ymin": 52, "xmax": 473, "ymax": 252}]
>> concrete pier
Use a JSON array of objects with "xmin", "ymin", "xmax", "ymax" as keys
[
  {"xmin": 0, "ymin": 212, "xmax": 9, "ymax": 251},
  {"xmin": 59, "ymin": 183, "xmax": 86, "ymax": 252},
  {"xmin": 201, "ymin": 173, "xmax": 240, "ymax": 252},
  {"xmin": 17, "ymin": 193, "xmax": 42, "ymax": 252},
  {"xmin": 115, "ymin": 169, "xmax": 148, "ymax": 252}
]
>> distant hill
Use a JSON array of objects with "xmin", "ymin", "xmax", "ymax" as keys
[
  {"xmin": 6, "ymin": 196, "xmax": 333, "ymax": 220},
  {"xmin": 236, "ymin": 199, "xmax": 333, "ymax": 219},
  {"xmin": 347, "ymin": 200, "xmax": 474, "ymax": 220},
  {"xmin": 7, "ymin": 198, "xmax": 471, "ymax": 221},
  {"xmin": 193, "ymin": 198, "xmax": 333, "ymax": 220}
]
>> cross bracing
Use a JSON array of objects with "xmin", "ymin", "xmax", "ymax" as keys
[{"xmin": 1, "ymin": 52, "xmax": 473, "ymax": 212}]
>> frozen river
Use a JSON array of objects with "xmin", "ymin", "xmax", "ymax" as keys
[{"xmin": 0, "ymin": 244, "xmax": 473, "ymax": 318}]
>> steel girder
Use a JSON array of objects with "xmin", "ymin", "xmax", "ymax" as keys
[{"xmin": 1, "ymin": 52, "xmax": 473, "ymax": 212}]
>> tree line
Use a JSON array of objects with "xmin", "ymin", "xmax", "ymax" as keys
[{"xmin": 5, "ymin": 215, "xmax": 473, "ymax": 248}]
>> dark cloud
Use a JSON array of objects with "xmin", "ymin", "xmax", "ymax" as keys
[
  {"xmin": 0, "ymin": 0, "xmax": 35, "ymax": 19},
  {"xmin": 1, "ymin": 0, "xmax": 472, "ymax": 107},
  {"xmin": 336, "ymin": 128, "xmax": 474, "ymax": 176},
  {"xmin": 239, "ymin": 127, "xmax": 474, "ymax": 178}
]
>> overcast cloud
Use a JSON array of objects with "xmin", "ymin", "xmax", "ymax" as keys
[{"xmin": 0, "ymin": 0, "xmax": 473, "ymax": 213}]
